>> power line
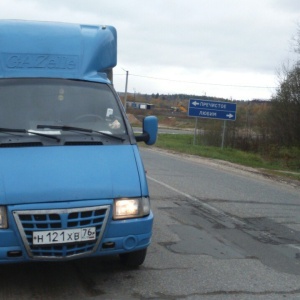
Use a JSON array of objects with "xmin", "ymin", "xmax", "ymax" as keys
[{"xmin": 114, "ymin": 73, "xmax": 277, "ymax": 89}]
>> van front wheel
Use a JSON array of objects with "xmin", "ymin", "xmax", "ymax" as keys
[{"xmin": 119, "ymin": 249, "xmax": 147, "ymax": 267}]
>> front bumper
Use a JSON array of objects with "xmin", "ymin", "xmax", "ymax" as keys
[{"xmin": 0, "ymin": 200, "xmax": 153, "ymax": 264}]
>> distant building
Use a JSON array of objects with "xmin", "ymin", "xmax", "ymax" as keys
[{"xmin": 127, "ymin": 102, "xmax": 154, "ymax": 110}]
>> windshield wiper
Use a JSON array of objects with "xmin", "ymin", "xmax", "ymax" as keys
[
  {"xmin": 37, "ymin": 125, "xmax": 125, "ymax": 142},
  {"xmin": 0, "ymin": 127, "xmax": 60, "ymax": 142}
]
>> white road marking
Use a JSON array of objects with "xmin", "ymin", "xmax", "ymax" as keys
[{"xmin": 147, "ymin": 175, "xmax": 245, "ymax": 226}]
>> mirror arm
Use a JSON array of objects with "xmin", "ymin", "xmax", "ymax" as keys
[{"xmin": 135, "ymin": 132, "xmax": 149, "ymax": 143}]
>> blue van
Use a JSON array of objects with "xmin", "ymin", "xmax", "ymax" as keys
[{"xmin": 0, "ymin": 20, "xmax": 157, "ymax": 267}]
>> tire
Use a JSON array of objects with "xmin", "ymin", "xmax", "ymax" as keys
[{"xmin": 119, "ymin": 248, "xmax": 147, "ymax": 267}]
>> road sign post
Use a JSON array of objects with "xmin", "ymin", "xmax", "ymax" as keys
[{"xmin": 188, "ymin": 99, "xmax": 237, "ymax": 148}]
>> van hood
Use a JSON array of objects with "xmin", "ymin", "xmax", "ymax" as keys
[{"xmin": 0, "ymin": 145, "xmax": 141, "ymax": 205}]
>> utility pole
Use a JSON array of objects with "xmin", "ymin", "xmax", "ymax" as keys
[{"xmin": 123, "ymin": 70, "xmax": 129, "ymax": 112}]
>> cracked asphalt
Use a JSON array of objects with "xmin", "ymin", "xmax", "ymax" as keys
[{"xmin": 1, "ymin": 148, "xmax": 300, "ymax": 300}]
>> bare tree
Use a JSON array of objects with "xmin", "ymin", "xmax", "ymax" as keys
[{"xmin": 269, "ymin": 63, "xmax": 300, "ymax": 147}]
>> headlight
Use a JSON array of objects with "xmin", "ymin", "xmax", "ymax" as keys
[
  {"xmin": 0, "ymin": 206, "xmax": 8, "ymax": 229},
  {"xmin": 113, "ymin": 197, "xmax": 150, "ymax": 220}
]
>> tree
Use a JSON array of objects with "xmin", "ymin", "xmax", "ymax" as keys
[{"xmin": 269, "ymin": 64, "xmax": 300, "ymax": 147}]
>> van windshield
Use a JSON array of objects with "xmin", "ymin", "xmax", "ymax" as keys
[{"xmin": 0, "ymin": 78, "xmax": 126, "ymax": 137}]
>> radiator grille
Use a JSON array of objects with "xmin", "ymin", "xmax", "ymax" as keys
[{"xmin": 13, "ymin": 205, "xmax": 110, "ymax": 260}]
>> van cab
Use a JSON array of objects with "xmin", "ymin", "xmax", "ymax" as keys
[{"xmin": 0, "ymin": 20, "xmax": 157, "ymax": 267}]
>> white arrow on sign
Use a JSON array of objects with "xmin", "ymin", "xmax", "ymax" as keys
[
  {"xmin": 226, "ymin": 113, "xmax": 234, "ymax": 119},
  {"xmin": 192, "ymin": 101, "xmax": 199, "ymax": 106}
]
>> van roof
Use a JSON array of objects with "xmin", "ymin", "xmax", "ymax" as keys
[{"xmin": 0, "ymin": 20, "xmax": 117, "ymax": 83}]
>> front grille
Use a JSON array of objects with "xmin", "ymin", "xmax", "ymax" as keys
[{"xmin": 13, "ymin": 205, "xmax": 110, "ymax": 260}]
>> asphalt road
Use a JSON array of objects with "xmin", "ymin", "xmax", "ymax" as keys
[{"xmin": 1, "ymin": 148, "xmax": 300, "ymax": 299}]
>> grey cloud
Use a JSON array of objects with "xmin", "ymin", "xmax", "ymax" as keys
[{"xmin": 0, "ymin": 0, "xmax": 299, "ymax": 99}]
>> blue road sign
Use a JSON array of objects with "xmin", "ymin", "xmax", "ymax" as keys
[{"xmin": 188, "ymin": 99, "xmax": 237, "ymax": 121}]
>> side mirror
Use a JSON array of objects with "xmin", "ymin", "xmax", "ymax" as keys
[{"xmin": 135, "ymin": 116, "xmax": 158, "ymax": 145}]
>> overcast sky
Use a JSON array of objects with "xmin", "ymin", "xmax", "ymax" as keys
[{"xmin": 0, "ymin": 0, "xmax": 300, "ymax": 100}]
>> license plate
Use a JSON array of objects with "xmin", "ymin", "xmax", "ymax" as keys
[{"xmin": 32, "ymin": 227, "xmax": 96, "ymax": 245}]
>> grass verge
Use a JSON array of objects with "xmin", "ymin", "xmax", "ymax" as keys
[{"xmin": 147, "ymin": 134, "xmax": 300, "ymax": 182}]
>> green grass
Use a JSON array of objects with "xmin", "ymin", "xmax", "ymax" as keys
[{"xmin": 148, "ymin": 134, "xmax": 300, "ymax": 181}]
